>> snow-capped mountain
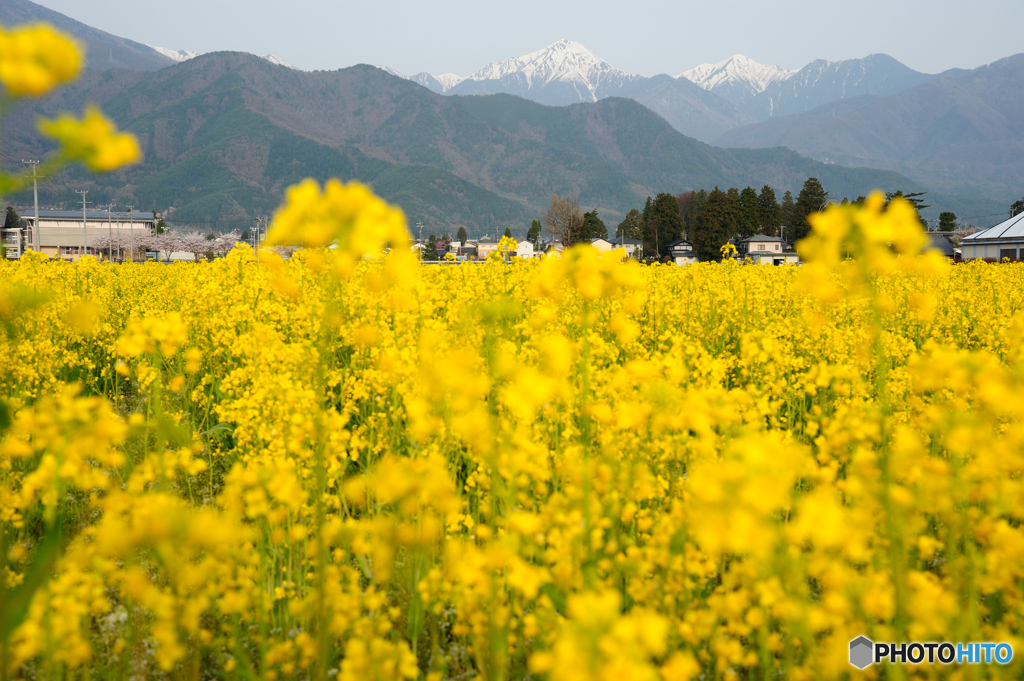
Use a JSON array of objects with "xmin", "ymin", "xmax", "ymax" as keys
[
  {"xmin": 148, "ymin": 46, "xmax": 199, "ymax": 62},
  {"xmin": 757, "ymin": 54, "xmax": 935, "ymax": 119},
  {"xmin": 376, "ymin": 65, "xmax": 406, "ymax": 79},
  {"xmin": 678, "ymin": 53, "xmax": 935, "ymax": 120},
  {"xmin": 680, "ymin": 55, "xmax": 793, "ymax": 96},
  {"xmin": 262, "ymin": 54, "xmax": 294, "ymax": 69},
  {"xmin": 377, "ymin": 41, "xmax": 944, "ymax": 141},
  {"xmin": 447, "ymin": 39, "xmax": 646, "ymax": 105},
  {"xmin": 435, "ymin": 73, "xmax": 465, "ymax": 90}
]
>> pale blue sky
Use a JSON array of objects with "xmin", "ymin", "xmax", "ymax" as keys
[{"xmin": 39, "ymin": 0, "xmax": 1024, "ymax": 76}]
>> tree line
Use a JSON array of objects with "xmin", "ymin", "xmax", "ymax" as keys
[
  {"xmin": 537, "ymin": 178, "xmax": 970, "ymax": 261},
  {"xmin": 611, "ymin": 179, "xmax": 830, "ymax": 261}
]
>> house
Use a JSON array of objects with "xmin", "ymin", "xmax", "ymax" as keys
[
  {"xmin": 592, "ymin": 236, "xmax": 642, "ymax": 258},
  {"xmin": 737, "ymin": 234, "xmax": 783, "ymax": 255},
  {"xmin": 515, "ymin": 240, "xmax": 535, "ymax": 258},
  {"xmin": 737, "ymin": 234, "xmax": 800, "ymax": 265},
  {"xmin": 609, "ymin": 236, "xmax": 642, "ymax": 258},
  {"xmin": 1, "ymin": 209, "xmax": 157, "ymax": 260},
  {"xmin": 477, "ymin": 238, "xmax": 499, "ymax": 260},
  {"xmin": 925, "ymin": 233, "xmax": 957, "ymax": 259},
  {"xmin": 666, "ymin": 238, "xmax": 698, "ymax": 265},
  {"xmin": 960, "ymin": 213, "xmax": 1024, "ymax": 260},
  {"xmin": 540, "ymin": 239, "xmax": 564, "ymax": 253}
]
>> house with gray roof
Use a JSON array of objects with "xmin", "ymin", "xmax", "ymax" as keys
[{"xmin": 961, "ymin": 213, "xmax": 1024, "ymax": 261}]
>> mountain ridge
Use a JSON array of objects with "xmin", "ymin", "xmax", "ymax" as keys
[
  {"xmin": 1, "ymin": 52, "xmax": 949, "ymax": 231},
  {"xmin": 714, "ymin": 53, "xmax": 1024, "ymax": 201},
  {"xmin": 0, "ymin": 0, "xmax": 174, "ymax": 70}
]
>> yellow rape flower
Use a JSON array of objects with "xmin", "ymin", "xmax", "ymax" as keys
[
  {"xmin": 0, "ymin": 23, "xmax": 81, "ymax": 97},
  {"xmin": 38, "ymin": 104, "xmax": 141, "ymax": 172}
]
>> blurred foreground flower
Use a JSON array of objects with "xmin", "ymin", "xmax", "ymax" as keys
[
  {"xmin": 0, "ymin": 23, "xmax": 80, "ymax": 97},
  {"xmin": 38, "ymin": 105, "xmax": 141, "ymax": 172}
]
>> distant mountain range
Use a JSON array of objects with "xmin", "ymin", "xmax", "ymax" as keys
[
  {"xmin": 0, "ymin": 0, "xmax": 174, "ymax": 70},
  {"xmin": 2, "ymin": 53, "xmax": 946, "ymax": 232},
  {"xmin": 395, "ymin": 41, "xmax": 966, "ymax": 143},
  {"xmin": 0, "ymin": 0, "xmax": 293, "ymax": 71},
  {"xmin": 0, "ymin": 0, "xmax": 1015, "ymax": 226},
  {"xmin": 715, "ymin": 54, "xmax": 1024, "ymax": 201}
]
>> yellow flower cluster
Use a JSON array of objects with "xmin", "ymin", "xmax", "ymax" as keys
[
  {"xmin": 2, "ymin": 190, "xmax": 1024, "ymax": 680},
  {"xmin": 0, "ymin": 23, "xmax": 80, "ymax": 97},
  {"xmin": 38, "ymin": 104, "xmax": 141, "ymax": 172}
]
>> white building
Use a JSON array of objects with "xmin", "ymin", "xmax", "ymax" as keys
[
  {"xmin": 737, "ymin": 235, "xmax": 800, "ymax": 265},
  {"xmin": 592, "ymin": 236, "xmax": 642, "ymax": 258},
  {"xmin": 961, "ymin": 213, "xmax": 1024, "ymax": 260},
  {"xmin": 515, "ymin": 240, "xmax": 535, "ymax": 257},
  {"xmin": 1, "ymin": 209, "xmax": 156, "ymax": 261},
  {"xmin": 666, "ymin": 238, "xmax": 698, "ymax": 265}
]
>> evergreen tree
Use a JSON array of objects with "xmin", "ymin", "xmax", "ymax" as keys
[
  {"xmin": 677, "ymin": 191, "xmax": 705, "ymax": 240},
  {"xmin": 692, "ymin": 188, "xmax": 729, "ymax": 261},
  {"xmin": 738, "ymin": 186, "xmax": 760, "ymax": 237},
  {"xmin": 641, "ymin": 196, "xmax": 654, "ymax": 255},
  {"xmin": 780, "ymin": 190, "xmax": 795, "ymax": 241},
  {"xmin": 457, "ymin": 226, "xmax": 468, "ymax": 244},
  {"xmin": 885, "ymin": 191, "xmax": 929, "ymax": 226},
  {"xmin": 5, "ymin": 206, "xmax": 24, "ymax": 230},
  {"xmin": 581, "ymin": 210, "xmax": 608, "ymax": 241},
  {"xmin": 724, "ymin": 187, "xmax": 741, "ymax": 237},
  {"xmin": 643, "ymin": 193, "xmax": 684, "ymax": 256},
  {"xmin": 791, "ymin": 178, "xmax": 828, "ymax": 243},
  {"xmin": 757, "ymin": 185, "xmax": 781, "ymax": 236},
  {"xmin": 938, "ymin": 212, "xmax": 958, "ymax": 232},
  {"xmin": 1011, "ymin": 198, "xmax": 1024, "ymax": 218},
  {"xmin": 422, "ymin": 233, "xmax": 439, "ymax": 261},
  {"xmin": 503, "ymin": 225, "xmax": 513, "ymax": 238},
  {"xmin": 526, "ymin": 219, "xmax": 542, "ymax": 245},
  {"xmin": 616, "ymin": 209, "xmax": 643, "ymax": 239}
]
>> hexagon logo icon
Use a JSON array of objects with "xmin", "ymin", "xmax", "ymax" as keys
[{"xmin": 849, "ymin": 636, "xmax": 874, "ymax": 669}]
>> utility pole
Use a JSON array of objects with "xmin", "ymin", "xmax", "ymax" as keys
[
  {"xmin": 22, "ymin": 160, "xmax": 39, "ymax": 252},
  {"xmin": 126, "ymin": 205, "xmax": 134, "ymax": 262},
  {"xmin": 106, "ymin": 205, "xmax": 113, "ymax": 262},
  {"xmin": 75, "ymin": 190, "xmax": 89, "ymax": 260}
]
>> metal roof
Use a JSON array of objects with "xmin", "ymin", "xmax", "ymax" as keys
[
  {"xmin": 962, "ymin": 213, "xmax": 1024, "ymax": 241},
  {"xmin": 20, "ymin": 209, "xmax": 156, "ymax": 223},
  {"xmin": 741, "ymin": 234, "xmax": 783, "ymax": 242}
]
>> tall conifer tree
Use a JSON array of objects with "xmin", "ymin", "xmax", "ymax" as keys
[
  {"xmin": 758, "ymin": 185, "xmax": 781, "ymax": 236},
  {"xmin": 792, "ymin": 178, "xmax": 828, "ymax": 243},
  {"xmin": 738, "ymin": 187, "xmax": 760, "ymax": 237},
  {"xmin": 692, "ymin": 187, "xmax": 730, "ymax": 261}
]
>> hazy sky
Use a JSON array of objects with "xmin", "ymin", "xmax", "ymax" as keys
[{"xmin": 39, "ymin": 0, "xmax": 1024, "ymax": 76}]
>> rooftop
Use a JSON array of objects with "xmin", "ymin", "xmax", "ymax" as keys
[
  {"xmin": 962, "ymin": 213, "xmax": 1024, "ymax": 241},
  {"xmin": 3, "ymin": 209, "xmax": 158, "ymax": 226}
]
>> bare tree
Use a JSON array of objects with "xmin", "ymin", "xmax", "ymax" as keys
[{"xmin": 543, "ymin": 194, "xmax": 584, "ymax": 247}]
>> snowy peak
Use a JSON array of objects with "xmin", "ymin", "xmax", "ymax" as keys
[
  {"xmin": 464, "ymin": 39, "xmax": 640, "ymax": 100},
  {"xmin": 409, "ymin": 72, "xmax": 465, "ymax": 94},
  {"xmin": 148, "ymin": 45, "xmax": 198, "ymax": 62},
  {"xmin": 434, "ymin": 73, "xmax": 465, "ymax": 91},
  {"xmin": 262, "ymin": 54, "xmax": 294, "ymax": 69},
  {"xmin": 679, "ymin": 54, "xmax": 794, "ymax": 94},
  {"xmin": 376, "ymin": 65, "xmax": 407, "ymax": 79}
]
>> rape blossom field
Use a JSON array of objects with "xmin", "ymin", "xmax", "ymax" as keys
[{"xmin": 2, "ymin": 187, "xmax": 1024, "ymax": 681}]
